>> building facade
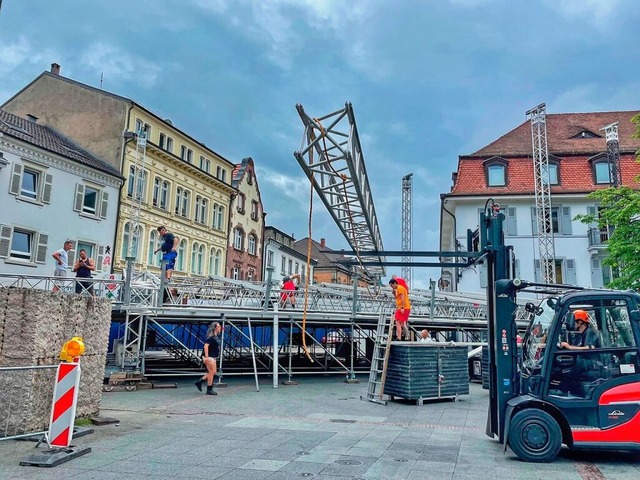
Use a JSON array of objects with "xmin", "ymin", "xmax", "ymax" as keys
[
  {"xmin": 2, "ymin": 64, "xmax": 236, "ymax": 279},
  {"xmin": 226, "ymin": 158, "xmax": 265, "ymax": 281},
  {"xmin": 263, "ymin": 227, "xmax": 315, "ymax": 284},
  {"xmin": 0, "ymin": 110, "xmax": 122, "ymax": 277},
  {"xmin": 439, "ymin": 110, "xmax": 640, "ymax": 293}
]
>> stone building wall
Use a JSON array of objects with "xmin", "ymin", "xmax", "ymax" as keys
[{"xmin": 0, "ymin": 288, "xmax": 111, "ymax": 436}]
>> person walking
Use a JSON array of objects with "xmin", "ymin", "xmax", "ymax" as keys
[
  {"xmin": 52, "ymin": 240, "xmax": 73, "ymax": 292},
  {"xmin": 391, "ymin": 274, "xmax": 409, "ymax": 294},
  {"xmin": 195, "ymin": 322, "xmax": 222, "ymax": 395},
  {"xmin": 72, "ymin": 249, "xmax": 96, "ymax": 297},
  {"xmin": 389, "ymin": 278, "xmax": 411, "ymax": 340},
  {"xmin": 154, "ymin": 226, "xmax": 178, "ymax": 281},
  {"xmin": 280, "ymin": 275, "xmax": 297, "ymax": 309}
]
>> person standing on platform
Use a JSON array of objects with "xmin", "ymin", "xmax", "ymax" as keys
[
  {"xmin": 195, "ymin": 322, "xmax": 222, "ymax": 395},
  {"xmin": 51, "ymin": 240, "xmax": 73, "ymax": 292},
  {"xmin": 72, "ymin": 249, "xmax": 96, "ymax": 297},
  {"xmin": 154, "ymin": 226, "xmax": 178, "ymax": 281},
  {"xmin": 391, "ymin": 274, "xmax": 409, "ymax": 294},
  {"xmin": 280, "ymin": 275, "xmax": 297, "ymax": 309},
  {"xmin": 389, "ymin": 278, "xmax": 411, "ymax": 340}
]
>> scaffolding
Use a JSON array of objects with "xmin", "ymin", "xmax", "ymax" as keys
[{"xmin": 401, "ymin": 173, "xmax": 413, "ymax": 286}]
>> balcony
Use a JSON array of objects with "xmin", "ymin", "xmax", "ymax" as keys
[{"xmin": 588, "ymin": 228, "xmax": 609, "ymax": 249}]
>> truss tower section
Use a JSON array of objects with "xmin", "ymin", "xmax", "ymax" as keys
[
  {"xmin": 401, "ymin": 173, "xmax": 413, "ymax": 285},
  {"xmin": 526, "ymin": 103, "xmax": 556, "ymax": 284},
  {"xmin": 602, "ymin": 122, "xmax": 622, "ymax": 188},
  {"xmin": 127, "ymin": 131, "xmax": 147, "ymax": 265},
  {"xmin": 294, "ymin": 103, "xmax": 386, "ymax": 279}
]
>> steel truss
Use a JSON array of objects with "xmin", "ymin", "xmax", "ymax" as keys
[
  {"xmin": 527, "ymin": 103, "xmax": 556, "ymax": 284},
  {"xmin": 601, "ymin": 122, "xmax": 622, "ymax": 188},
  {"xmin": 294, "ymin": 103, "xmax": 385, "ymax": 279},
  {"xmin": 401, "ymin": 173, "xmax": 413, "ymax": 285}
]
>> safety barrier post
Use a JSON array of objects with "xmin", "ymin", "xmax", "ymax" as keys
[{"xmin": 19, "ymin": 337, "xmax": 92, "ymax": 468}]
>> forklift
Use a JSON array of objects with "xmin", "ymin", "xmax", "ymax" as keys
[{"xmin": 481, "ymin": 207, "xmax": 640, "ymax": 462}]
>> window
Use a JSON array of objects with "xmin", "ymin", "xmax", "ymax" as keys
[
  {"xmin": 237, "ymin": 193, "xmax": 246, "ymax": 214},
  {"xmin": 595, "ymin": 161, "xmax": 612, "ymax": 184},
  {"xmin": 166, "ymin": 137, "xmax": 173, "ymax": 153},
  {"xmin": 186, "ymin": 149, "xmax": 193, "ymax": 164},
  {"xmin": 534, "ymin": 258, "xmax": 576, "ymax": 284},
  {"xmin": 9, "ymin": 163, "xmax": 52, "ymax": 204},
  {"xmin": 234, "ymin": 228, "xmax": 244, "ymax": 250},
  {"xmin": 251, "ymin": 201, "xmax": 259, "ymax": 221},
  {"xmin": 0, "ymin": 226, "xmax": 47, "ymax": 264},
  {"xmin": 200, "ymin": 156, "xmax": 211, "ymax": 173},
  {"xmin": 214, "ymin": 204, "xmax": 225, "ymax": 230},
  {"xmin": 135, "ymin": 119, "xmax": 151, "ymax": 137},
  {"xmin": 148, "ymin": 230, "xmax": 160, "ymax": 266},
  {"xmin": 191, "ymin": 243, "xmax": 199, "ymax": 274},
  {"xmin": 121, "ymin": 222, "xmax": 140, "ymax": 260},
  {"xmin": 153, "ymin": 178, "xmax": 170, "ymax": 209},
  {"xmin": 288, "ymin": 259, "xmax": 293, "ymax": 275},
  {"xmin": 479, "ymin": 205, "xmax": 517, "ymax": 236},
  {"xmin": 127, "ymin": 166, "xmax": 147, "ymax": 201},
  {"xmin": 295, "ymin": 262, "xmax": 299, "ymax": 274},
  {"xmin": 232, "ymin": 266, "xmax": 240, "ymax": 280},
  {"xmin": 484, "ymin": 157, "xmax": 507, "ymax": 187},
  {"xmin": 542, "ymin": 162, "xmax": 559, "ymax": 185},
  {"xmin": 180, "ymin": 145, "xmax": 187, "ymax": 160},
  {"xmin": 195, "ymin": 196, "xmax": 208, "ymax": 224},
  {"xmin": 159, "ymin": 133, "xmax": 166, "ymax": 149},
  {"xmin": 248, "ymin": 235, "xmax": 256, "ymax": 255},
  {"xmin": 216, "ymin": 166, "xmax": 226, "ymax": 182},
  {"xmin": 177, "ymin": 239, "xmax": 187, "ymax": 271},
  {"xmin": 153, "ymin": 178, "xmax": 160, "ymax": 206},
  {"xmin": 267, "ymin": 250, "xmax": 274, "ymax": 267},
  {"xmin": 247, "ymin": 270, "xmax": 253, "ymax": 281},
  {"xmin": 531, "ymin": 206, "xmax": 572, "ymax": 235},
  {"xmin": 175, "ymin": 187, "xmax": 190, "ymax": 217},
  {"xmin": 214, "ymin": 249, "xmax": 221, "ymax": 275},
  {"xmin": 74, "ymin": 183, "xmax": 109, "ymax": 219},
  {"xmin": 281, "ymin": 257, "xmax": 286, "ymax": 275}
]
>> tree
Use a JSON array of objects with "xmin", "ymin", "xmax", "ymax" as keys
[{"xmin": 575, "ymin": 114, "xmax": 640, "ymax": 289}]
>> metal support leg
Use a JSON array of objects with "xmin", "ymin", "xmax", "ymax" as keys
[
  {"xmin": 346, "ymin": 266, "xmax": 359, "ymax": 383},
  {"xmin": 283, "ymin": 316, "xmax": 298, "ymax": 386},
  {"xmin": 272, "ymin": 302, "xmax": 279, "ymax": 389},
  {"xmin": 215, "ymin": 315, "xmax": 227, "ymax": 388}
]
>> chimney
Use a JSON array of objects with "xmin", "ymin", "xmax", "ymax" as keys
[
  {"xmin": 50, "ymin": 63, "xmax": 61, "ymax": 76},
  {"xmin": 26, "ymin": 114, "xmax": 38, "ymax": 123},
  {"xmin": 320, "ymin": 238, "xmax": 326, "ymax": 249}
]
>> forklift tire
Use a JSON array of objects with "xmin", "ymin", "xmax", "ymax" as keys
[{"xmin": 508, "ymin": 409, "xmax": 562, "ymax": 463}]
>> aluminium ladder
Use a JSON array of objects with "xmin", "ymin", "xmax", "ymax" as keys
[{"xmin": 361, "ymin": 312, "xmax": 395, "ymax": 405}]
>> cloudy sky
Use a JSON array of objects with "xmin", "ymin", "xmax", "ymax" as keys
[{"xmin": 1, "ymin": 0, "xmax": 639, "ymax": 286}]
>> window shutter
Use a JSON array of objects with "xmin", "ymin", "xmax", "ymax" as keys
[
  {"xmin": 0, "ymin": 225, "xmax": 12, "ymax": 257},
  {"xmin": 530, "ymin": 207, "xmax": 537, "ymax": 235},
  {"xmin": 9, "ymin": 163, "xmax": 23, "ymax": 196},
  {"xmin": 100, "ymin": 191, "xmax": 109, "ymax": 219},
  {"xmin": 96, "ymin": 245, "xmax": 106, "ymax": 273},
  {"xmin": 67, "ymin": 241, "xmax": 77, "ymax": 266},
  {"xmin": 566, "ymin": 259, "xmax": 576, "ymax": 285},
  {"xmin": 506, "ymin": 207, "xmax": 517, "ymax": 236},
  {"xmin": 74, "ymin": 184, "xmax": 85, "ymax": 212},
  {"xmin": 42, "ymin": 173, "xmax": 53, "ymax": 203},
  {"xmin": 36, "ymin": 233, "xmax": 48, "ymax": 263},
  {"xmin": 561, "ymin": 206, "xmax": 572, "ymax": 235},
  {"xmin": 534, "ymin": 259, "xmax": 541, "ymax": 282},
  {"xmin": 479, "ymin": 262, "xmax": 487, "ymax": 288},
  {"xmin": 591, "ymin": 257, "xmax": 603, "ymax": 288}
]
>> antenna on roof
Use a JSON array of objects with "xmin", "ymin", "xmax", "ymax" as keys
[{"xmin": 100, "ymin": 72, "xmax": 104, "ymax": 90}]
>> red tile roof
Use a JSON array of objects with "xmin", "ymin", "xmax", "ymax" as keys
[{"xmin": 449, "ymin": 111, "xmax": 640, "ymax": 196}]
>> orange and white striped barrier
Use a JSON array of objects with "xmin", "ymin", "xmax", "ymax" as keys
[{"xmin": 47, "ymin": 361, "xmax": 81, "ymax": 447}]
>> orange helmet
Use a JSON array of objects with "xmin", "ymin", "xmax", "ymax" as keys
[{"xmin": 573, "ymin": 309, "xmax": 588, "ymax": 322}]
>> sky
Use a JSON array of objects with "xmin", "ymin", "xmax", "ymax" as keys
[{"xmin": 1, "ymin": 0, "xmax": 639, "ymax": 288}]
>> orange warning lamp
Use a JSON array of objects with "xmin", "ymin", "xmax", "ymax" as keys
[{"xmin": 60, "ymin": 337, "xmax": 85, "ymax": 362}]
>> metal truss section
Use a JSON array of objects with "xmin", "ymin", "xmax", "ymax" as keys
[
  {"xmin": 601, "ymin": 122, "xmax": 622, "ymax": 188},
  {"xmin": 401, "ymin": 173, "xmax": 413, "ymax": 285},
  {"xmin": 127, "ymin": 130, "xmax": 148, "ymax": 266},
  {"xmin": 527, "ymin": 103, "xmax": 556, "ymax": 284},
  {"xmin": 294, "ymin": 103, "xmax": 385, "ymax": 278}
]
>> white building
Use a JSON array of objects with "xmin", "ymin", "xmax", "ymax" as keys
[
  {"xmin": 263, "ymin": 226, "xmax": 316, "ymax": 284},
  {"xmin": 440, "ymin": 110, "xmax": 640, "ymax": 293},
  {"xmin": 0, "ymin": 110, "xmax": 123, "ymax": 277}
]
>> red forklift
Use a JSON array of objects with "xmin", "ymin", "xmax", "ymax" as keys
[{"xmin": 482, "ymin": 207, "xmax": 640, "ymax": 462}]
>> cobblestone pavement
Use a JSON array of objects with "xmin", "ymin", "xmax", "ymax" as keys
[{"xmin": 1, "ymin": 377, "xmax": 638, "ymax": 479}]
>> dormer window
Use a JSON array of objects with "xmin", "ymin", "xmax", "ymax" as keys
[
  {"xmin": 571, "ymin": 130, "xmax": 600, "ymax": 139},
  {"xmin": 484, "ymin": 157, "xmax": 508, "ymax": 187},
  {"xmin": 542, "ymin": 157, "xmax": 560, "ymax": 185},
  {"xmin": 589, "ymin": 153, "xmax": 613, "ymax": 185}
]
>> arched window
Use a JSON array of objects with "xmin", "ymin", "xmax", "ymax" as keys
[
  {"xmin": 197, "ymin": 244, "xmax": 205, "ymax": 275},
  {"xmin": 148, "ymin": 230, "xmax": 160, "ymax": 266},
  {"xmin": 191, "ymin": 242, "xmax": 199, "ymax": 274},
  {"xmin": 248, "ymin": 234, "xmax": 256, "ymax": 255},
  {"xmin": 214, "ymin": 249, "xmax": 221, "ymax": 275},
  {"xmin": 177, "ymin": 239, "xmax": 187, "ymax": 271},
  {"xmin": 216, "ymin": 205, "xmax": 225, "ymax": 230},
  {"xmin": 234, "ymin": 228, "xmax": 244, "ymax": 250},
  {"xmin": 121, "ymin": 222, "xmax": 140, "ymax": 260},
  {"xmin": 208, "ymin": 247, "xmax": 216, "ymax": 275}
]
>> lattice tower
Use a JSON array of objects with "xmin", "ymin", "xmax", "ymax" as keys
[
  {"xmin": 128, "ymin": 131, "xmax": 147, "ymax": 264},
  {"xmin": 526, "ymin": 104, "xmax": 556, "ymax": 283},
  {"xmin": 401, "ymin": 173, "xmax": 413, "ymax": 285},
  {"xmin": 602, "ymin": 122, "xmax": 622, "ymax": 188}
]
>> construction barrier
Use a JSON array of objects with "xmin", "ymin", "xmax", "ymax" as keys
[
  {"xmin": 48, "ymin": 361, "xmax": 81, "ymax": 448},
  {"xmin": 0, "ymin": 365, "xmax": 58, "ymax": 441}
]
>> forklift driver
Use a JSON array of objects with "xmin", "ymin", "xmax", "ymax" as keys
[{"xmin": 560, "ymin": 310, "xmax": 602, "ymax": 350}]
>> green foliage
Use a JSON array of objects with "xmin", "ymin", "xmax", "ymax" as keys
[{"xmin": 574, "ymin": 115, "xmax": 640, "ymax": 289}]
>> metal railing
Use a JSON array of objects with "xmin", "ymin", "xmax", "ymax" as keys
[{"xmin": 588, "ymin": 228, "xmax": 609, "ymax": 247}]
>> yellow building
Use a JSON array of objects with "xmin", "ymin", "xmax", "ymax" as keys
[{"xmin": 2, "ymin": 64, "xmax": 235, "ymax": 278}]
